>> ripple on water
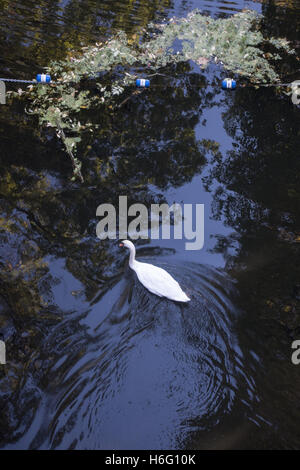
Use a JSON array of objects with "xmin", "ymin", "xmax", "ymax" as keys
[{"xmin": 11, "ymin": 260, "xmax": 256, "ymax": 450}]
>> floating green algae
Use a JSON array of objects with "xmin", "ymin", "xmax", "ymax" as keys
[{"xmin": 10, "ymin": 9, "xmax": 295, "ymax": 181}]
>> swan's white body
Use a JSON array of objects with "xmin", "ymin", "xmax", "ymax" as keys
[{"xmin": 120, "ymin": 240, "xmax": 190, "ymax": 302}]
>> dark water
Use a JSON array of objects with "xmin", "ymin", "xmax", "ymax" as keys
[
  {"xmin": 5, "ymin": 262, "xmax": 252, "ymax": 450},
  {"xmin": 0, "ymin": 0, "xmax": 300, "ymax": 450}
]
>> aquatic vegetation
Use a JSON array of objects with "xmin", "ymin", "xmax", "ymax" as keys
[
  {"xmin": 9, "ymin": 9, "xmax": 294, "ymax": 180},
  {"xmin": 146, "ymin": 9, "xmax": 294, "ymax": 78}
]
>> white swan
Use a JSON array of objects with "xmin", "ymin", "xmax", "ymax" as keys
[{"xmin": 119, "ymin": 240, "xmax": 190, "ymax": 302}]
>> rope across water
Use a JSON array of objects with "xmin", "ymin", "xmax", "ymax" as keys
[
  {"xmin": 0, "ymin": 78, "xmax": 36, "ymax": 84},
  {"xmin": 0, "ymin": 73, "xmax": 296, "ymax": 89}
]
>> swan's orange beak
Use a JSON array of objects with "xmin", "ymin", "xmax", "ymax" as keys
[{"xmin": 119, "ymin": 243, "xmax": 124, "ymax": 247}]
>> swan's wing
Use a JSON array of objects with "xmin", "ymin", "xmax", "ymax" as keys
[{"xmin": 134, "ymin": 261, "xmax": 190, "ymax": 302}]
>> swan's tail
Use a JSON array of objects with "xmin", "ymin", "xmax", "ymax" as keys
[{"xmin": 174, "ymin": 291, "xmax": 190, "ymax": 302}]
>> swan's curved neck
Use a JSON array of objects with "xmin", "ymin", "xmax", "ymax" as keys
[{"xmin": 128, "ymin": 245, "xmax": 136, "ymax": 268}]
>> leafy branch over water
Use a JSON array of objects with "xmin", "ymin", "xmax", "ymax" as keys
[{"xmin": 11, "ymin": 9, "xmax": 294, "ymax": 181}]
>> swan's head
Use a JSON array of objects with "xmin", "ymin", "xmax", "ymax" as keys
[{"xmin": 119, "ymin": 239, "xmax": 135, "ymax": 252}]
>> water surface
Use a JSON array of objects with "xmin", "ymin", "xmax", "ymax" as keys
[{"xmin": 0, "ymin": 0, "xmax": 300, "ymax": 450}]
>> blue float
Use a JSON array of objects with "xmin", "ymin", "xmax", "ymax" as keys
[
  {"xmin": 36, "ymin": 74, "xmax": 51, "ymax": 83},
  {"xmin": 136, "ymin": 78, "xmax": 150, "ymax": 88},
  {"xmin": 222, "ymin": 78, "xmax": 236, "ymax": 90}
]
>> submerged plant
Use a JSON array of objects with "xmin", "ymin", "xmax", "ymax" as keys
[{"xmin": 10, "ymin": 9, "xmax": 295, "ymax": 181}]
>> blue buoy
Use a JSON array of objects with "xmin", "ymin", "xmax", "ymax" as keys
[
  {"xmin": 222, "ymin": 78, "xmax": 236, "ymax": 90},
  {"xmin": 36, "ymin": 74, "xmax": 51, "ymax": 83},
  {"xmin": 136, "ymin": 78, "xmax": 150, "ymax": 88}
]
